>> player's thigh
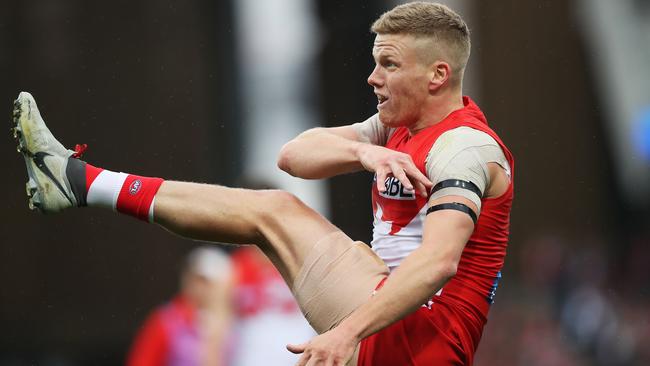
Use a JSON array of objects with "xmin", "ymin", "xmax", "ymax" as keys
[
  {"xmin": 293, "ymin": 231, "xmax": 389, "ymax": 333},
  {"xmin": 255, "ymin": 192, "xmax": 390, "ymax": 333}
]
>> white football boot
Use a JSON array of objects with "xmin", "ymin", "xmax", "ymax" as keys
[{"xmin": 12, "ymin": 91, "xmax": 81, "ymax": 213}]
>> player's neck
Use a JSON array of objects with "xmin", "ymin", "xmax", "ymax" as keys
[{"xmin": 407, "ymin": 92, "xmax": 464, "ymax": 136}]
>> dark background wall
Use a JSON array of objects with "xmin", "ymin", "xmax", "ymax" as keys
[
  {"xmin": 0, "ymin": 0, "xmax": 646, "ymax": 365},
  {"xmin": 1, "ymin": 1, "xmax": 237, "ymax": 363}
]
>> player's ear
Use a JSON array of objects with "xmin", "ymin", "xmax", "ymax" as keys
[{"xmin": 428, "ymin": 61, "xmax": 450, "ymax": 92}]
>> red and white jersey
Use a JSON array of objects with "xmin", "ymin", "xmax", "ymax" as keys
[
  {"xmin": 370, "ymin": 97, "xmax": 515, "ymax": 318},
  {"xmin": 371, "ymin": 177, "xmax": 428, "ymax": 269}
]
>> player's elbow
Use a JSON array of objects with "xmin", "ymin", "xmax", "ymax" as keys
[
  {"xmin": 433, "ymin": 261, "xmax": 458, "ymax": 283},
  {"xmin": 443, "ymin": 262, "xmax": 458, "ymax": 279},
  {"xmin": 278, "ymin": 129, "xmax": 325, "ymax": 177}
]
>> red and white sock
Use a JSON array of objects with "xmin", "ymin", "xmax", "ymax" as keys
[{"xmin": 85, "ymin": 164, "xmax": 164, "ymax": 222}]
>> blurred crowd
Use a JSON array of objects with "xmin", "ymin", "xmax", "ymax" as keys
[{"xmin": 475, "ymin": 231, "xmax": 650, "ymax": 366}]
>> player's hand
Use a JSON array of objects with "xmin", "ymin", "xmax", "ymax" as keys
[
  {"xmin": 287, "ymin": 327, "xmax": 358, "ymax": 366},
  {"xmin": 357, "ymin": 144, "xmax": 432, "ymax": 197}
]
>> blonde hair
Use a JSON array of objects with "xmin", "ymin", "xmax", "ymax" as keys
[{"xmin": 371, "ymin": 2, "xmax": 471, "ymax": 85}]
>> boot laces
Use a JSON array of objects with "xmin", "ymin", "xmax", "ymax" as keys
[{"xmin": 72, "ymin": 143, "xmax": 88, "ymax": 158}]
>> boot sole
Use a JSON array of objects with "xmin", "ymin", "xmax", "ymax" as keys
[{"xmin": 12, "ymin": 97, "xmax": 44, "ymax": 212}]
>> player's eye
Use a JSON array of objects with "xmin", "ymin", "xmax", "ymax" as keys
[{"xmin": 382, "ymin": 59, "xmax": 397, "ymax": 68}]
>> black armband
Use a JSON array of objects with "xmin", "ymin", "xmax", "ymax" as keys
[
  {"xmin": 430, "ymin": 179, "xmax": 483, "ymax": 198},
  {"xmin": 426, "ymin": 202, "xmax": 477, "ymax": 224}
]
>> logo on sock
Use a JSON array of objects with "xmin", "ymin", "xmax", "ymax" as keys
[{"xmin": 129, "ymin": 180, "xmax": 142, "ymax": 195}]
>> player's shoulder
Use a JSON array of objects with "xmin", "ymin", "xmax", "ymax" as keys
[
  {"xmin": 352, "ymin": 113, "xmax": 396, "ymax": 146},
  {"xmin": 429, "ymin": 126, "xmax": 499, "ymax": 156},
  {"xmin": 424, "ymin": 127, "xmax": 504, "ymax": 172},
  {"xmin": 433, "ymin": 126, "xmax": 498, "ymax": 152}
]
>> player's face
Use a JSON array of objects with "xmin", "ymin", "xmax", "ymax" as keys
[{"xmin": 368, "ymin": 34, "xmax": 432, "ymax": 128}]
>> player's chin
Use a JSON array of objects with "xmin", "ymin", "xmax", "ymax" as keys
[
  {"xmin": 378, "ymin": 112, "xmax": 407, "ymax": 128},
  {"xmin": 378, "ymin": 111, "xmax": 399, "ymax": 128}
]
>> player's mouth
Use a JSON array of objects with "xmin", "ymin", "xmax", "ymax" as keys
[{"xmin": 376, "ymin": 94, "xmax": 389, "ymax": 109}]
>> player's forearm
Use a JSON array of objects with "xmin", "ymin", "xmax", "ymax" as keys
[
  {"xmin": 336, "ymin": 245, "xmax": 457, "ymax": 342},
  {"xmin": 277, "ymin": 128, "xmax": 365, "ymax": 179}
]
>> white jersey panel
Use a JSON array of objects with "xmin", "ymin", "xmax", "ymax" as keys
[{"xmin": 371, "ymin": 204, "xmax": 428, "ymax": 270}]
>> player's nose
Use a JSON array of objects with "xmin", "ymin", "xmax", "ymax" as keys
[{"xmin": 367, "ymin": 65, "xmax": 384, "ymax": 88}]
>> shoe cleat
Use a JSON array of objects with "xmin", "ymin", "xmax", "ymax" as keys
[{"xmin": 12, "ymin": 126, "xmax": 21, "ymax": 139}]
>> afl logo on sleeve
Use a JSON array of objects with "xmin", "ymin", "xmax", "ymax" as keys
[
  {"xmin": 377, "ymin": 175, "xmax": 415, "ymax": 200},
  {"xmin": 129, "ymin": 179, "xmax": 142, "ymax": 195}
]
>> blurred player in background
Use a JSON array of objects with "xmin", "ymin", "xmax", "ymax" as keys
[
  {"xmin": 228, "ymin": 178, "xmax": 316, "ymax": 366},
  {"xmin": 127, "ymin": 247, "xmax": 234, "ymax": 366},
  {"xmin": 13, "ymin": 2, "xmax": 513, "ymax": 365},
  {"xmin": 230, "ymin": 246, "xmax": 316, "ymax": 366},
  {"xmin": 127, "ymin": 244, "xmax": 313, "ymax": 366}
]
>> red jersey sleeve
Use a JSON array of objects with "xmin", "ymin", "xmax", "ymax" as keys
[{"xmin": 126, "ymin": 309, "xmax": 169, "ymax": 366}]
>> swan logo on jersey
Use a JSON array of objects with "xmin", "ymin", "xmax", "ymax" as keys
[{"xmin": 378, "ymin": 176, "xmax": 416, "ymax": 200}]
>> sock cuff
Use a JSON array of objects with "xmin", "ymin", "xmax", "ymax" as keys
[
  {"xmin": 116, "ymin": 176, "xmax": 164, "ymax": 221},
  {"xmin": 87, "ymin": 171, "xmax": 129, "ymax": 210}
]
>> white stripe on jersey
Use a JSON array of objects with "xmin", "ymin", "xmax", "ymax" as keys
[{"xmin": 370, "ymin": 204, "xmax": 427, "ymax": 269}]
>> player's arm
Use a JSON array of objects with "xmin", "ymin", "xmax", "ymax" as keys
[
  {"xmin": 335, "ymin": 194, "xmax": 475, "ymax": 337},
  {"xmin": 333, "ymin": 130, "xmax": 510, "ymax": 344},
  {"xmin": 277, "ymin": 125, "xmax": 364, "ymax": 178},
  {"xmin": 277, "ymin": 115, "xmax": 432, "ymax": 196}
]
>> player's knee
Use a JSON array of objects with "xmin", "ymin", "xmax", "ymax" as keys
[
  {"xmin": 253, "ymin": 189, "xmax": 304, "ymax": 213},
  {"xmin": 268, "ymin": 189, "xmax": 303, "ymax": 210}
]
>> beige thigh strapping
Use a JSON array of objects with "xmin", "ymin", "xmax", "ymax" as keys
[{"xmin": 292, "ymin": 231, "xmax": 389, "ymax": 334}]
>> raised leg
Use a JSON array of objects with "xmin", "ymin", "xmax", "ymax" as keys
[
  {"xmin": 153, "ymin": 181, "xmax": 341, "ymax": 286},
  {"xmin": 13, "ymin": 91, "xmax": 388, "ymax": 341}
]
